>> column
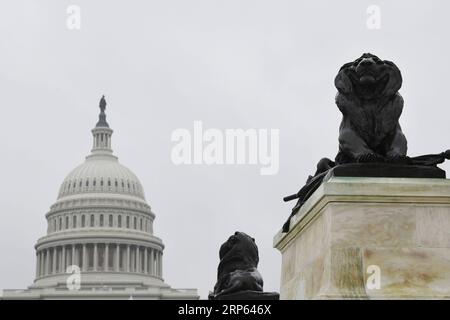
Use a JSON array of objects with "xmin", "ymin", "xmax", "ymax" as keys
[
  {"xmin": 57, "ymin": 247, "xmax": 61, "ymax": 273},
  {"xmin": 40, "ymin": 252, "xmax": 43, "ymax": 276},
  {"xmin": 37, "ymin": 252, "xmax": 40, "ymax": 277},
  {"xmin": 93, "ymin": 244, "xmax": 98, "ymax": 271},
  {"xmin": 157, "ymin": 252, "xmax": 161, "ymax": 277},
  {"xmin": 104, "ymin": 244, "xmax": 109, "ymax": 271},
  {"xmin": 144, "ymin": 248, "xmax": 148, "ymax": 274},
  {"xmin": 43, "ymin": 251, "xmax": 47, "ymax": 276},
  {"xmin": 71, "ymin": 244, "xmax": 75, "ymax": 267},
  {"xmin": 115, "ymin": 244, "xmax": 120, "ymax": 272},
  {"xmin": 42, "ymin": 250, "xmax": 45, "ymax": 275},
  {"xmin": 155, "ymin": 251, "xmax": 159, "ymax": 276},
  {"xmin": 149, "ymin": 249, "xmax": 154, "ymax": 276},
  {"xmin": 52, "ymin": 248, "xmax": 57, "ymax": 274},
  {"xmin": 35, "ymin": 252, "xmax": 40, "ymax": 278},
  {"xmin": 135, "ymin": 246, "xmax": 140, "ymax": 273},
  {"xmin": 41, "ymin": 251, "xmax": 45, "ymax": 277},
  {"xmin": 126, "ymin": 245, "xmax": 130, "ymax": 272},
  {"xmin": 82, "ymin": 244, "xmax": 87, "ymax": 272},
  {"xmin": 61, "ymin": 245, "xmax": 66, "ymax": 273},
  {"xmin": 45, "ymin": 249, "xmax": 50, "ymax": 275},
  {"xmin": 39, "ymin": 251, "xmax": 42, "ymax": 276},
  {"xmin": 159, "ymin": 251, "xmax": 162, "ymax": 278},
  {"xmin": 41, "ymin": 251, "xmax": 45, "ymax": 276},
  {"xmin": 154, "ymin": 251, "xmax": 157, "ymax": 276}
]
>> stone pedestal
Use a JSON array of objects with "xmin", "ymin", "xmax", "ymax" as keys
[{"xmin": 274, "ymin": 176, "xmax": 450, "ymax": 299}]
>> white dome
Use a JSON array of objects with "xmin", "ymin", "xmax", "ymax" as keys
[
  {"xmin": 22, "ymin": 98, "xmax": 198, "ymax": 300},
  {"xmin": 58, "ymin": 155, "xmax": 145, "ymax": 200}
]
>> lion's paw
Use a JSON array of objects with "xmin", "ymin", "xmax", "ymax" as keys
[{"xmin": 356, "ymin": 153, "xmax": 385, "ymax": 163}]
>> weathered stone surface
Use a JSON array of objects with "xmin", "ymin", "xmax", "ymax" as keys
[
  {"xmin": 327, "ymin": 247, "xmax": 367, "ymax": 299},
  {"xmin": 363, "ymin": 248, "xmax": 450, "ymax": 298},
  {"xmin": 280, "ymin": 241, "xmax": 296, "ymax": 288},
  {"xmin": 329, "ymin": 203, "xmax": 416, "ymax": 248},
  {"xmin": 417, "ymin": 206, "xmax": 450, "ymax": 248}
]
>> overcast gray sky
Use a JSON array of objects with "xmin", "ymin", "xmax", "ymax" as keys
[{"xmin": 0, "ymin": 0, "xmax": 449, "ymax": 299}]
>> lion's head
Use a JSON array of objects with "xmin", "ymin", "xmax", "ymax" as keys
[
  {"xmin": 217, "ymin": 232, "xmax": 259, "ymax": 277},
  {"xmin": 335, "ymin": 53, "xmax": 402, "ymax": 100}
]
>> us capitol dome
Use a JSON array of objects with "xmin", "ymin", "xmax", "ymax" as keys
[{"xmin": 2, "ymin": 96, "xmax": 198, "ymax": 299}]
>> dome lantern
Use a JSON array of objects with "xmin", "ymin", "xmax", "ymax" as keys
[{"xmin": 91, "ymin": 95, "xmax": 114, "ymax": 157}]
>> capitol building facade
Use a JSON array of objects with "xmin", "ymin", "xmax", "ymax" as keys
[{"xmin": 2, "ymin": 97, "xmax": 198, "ymax": 299}]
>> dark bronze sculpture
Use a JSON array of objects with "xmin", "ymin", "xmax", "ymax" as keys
[
  {"xmin": 96, "ymin": 95, "xmax": 109, "ymax": 128},
  {"xmin": 99, "ymin": 95, "xmax": 106, "ymax": 113},
  {"xmin": 283, "ymin": 53, "xmax": 450, "ymax": 232},
  {"xmin": 209, "ymin": 232, "xmax": 279, "ymax": 300},
  {"xmin": 335, "ymin": 53, "xmax": 407, "ymax": 164}
]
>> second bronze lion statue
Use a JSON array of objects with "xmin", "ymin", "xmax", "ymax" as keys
[
  {"xmin": 209, "ymin": 231, "xmax": 279, "ymax": 300},
  {"xmin": 210, "ymin": 232, "xmax": 263, "ymax": 299}
]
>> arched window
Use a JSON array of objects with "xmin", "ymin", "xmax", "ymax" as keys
[
  {"xmin": 108, "ymin": 179, "xmax": 111, "ymax": 187},
  {"xmin": 118, "ymin": 215, "xmax": 122, "ymax": 228},
  {"xmin": 133, "ymin": 217, "xmax": 137, "ymax": 229},
  {"xmin": 65, "ymin": 216, "xmax": 69, "ymax": 229},
  {"xmin": 59, "ymin": 217, "xmax": 62, "ymax": 230},
  {"xmin": 109, "ymin": 215, "xmax": 113, "ymax": 227},
  {"xmin": 90, "ymin": 215, "xmax": 94, "ymax": 227},
  {"xmin": 100, "ymin": 179, "xmax": 104, "ymax": 186},
  {"xmin": 100, "ymin": 214, "xmax": 104, "ymax": 227},
  {"xmin": 140, "ymin": 218, "xmax": 143, "ymax": 231},
  {"xmin": 81, "ymin": 215, "xmax": 85, "ymax": 227},
  {"xmin": 126, "ymin": 216, "xmax": 130, "ymax": 228},
  {"xmin": 73, "ymin": 215, "xmax": 77, "ymax": 228},
  {"xmin": 86, "ymin": 179, "xmax": 89, "ymax": 187},
  {"xmin": 115, "ymin": 180, "xmax": 118, "ymax": 187}
]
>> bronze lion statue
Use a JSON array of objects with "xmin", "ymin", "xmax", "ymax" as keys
[
  {"xmin": 209, "ymin": 232, "xmax": 263, "ymax": 299},
  {"xmin": 282, "ymin": 53, "xmax": 450, "ymax": 232},
  {"xmin": 334, "ymin": 53, "xmax": 407, "ymax": 164}
]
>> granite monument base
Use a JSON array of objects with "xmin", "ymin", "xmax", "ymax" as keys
[{"xmin": 274, "ymin": 176, "xmax": 450, "ymax": 299}]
